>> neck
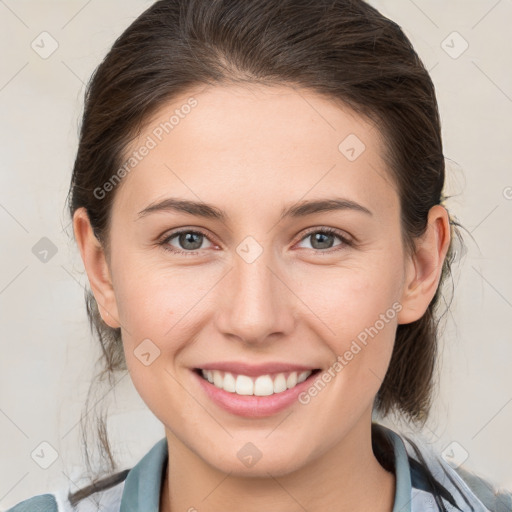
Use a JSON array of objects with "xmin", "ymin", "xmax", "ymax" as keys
[{"xmin": 160, "ymin": 415, "xmax": 395, "ymax": 512}]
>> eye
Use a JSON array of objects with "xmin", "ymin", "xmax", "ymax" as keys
[
  {"xmin": 296, "ymin": 227, "xmax": 353, "ymax": 252},
  {"xmin": 159, "ymin": 229, "xmax": 215, "ymax": 255},
  {"xmin": 158, "ymin": 226, "xmax": 353, "ymax": 256}
]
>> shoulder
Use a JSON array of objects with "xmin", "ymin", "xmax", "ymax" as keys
[
  {"xmin": 373, "ymin": 423, "xmax": 512, "ymax": 512},
  {"xmin": 400, "ymin": 429, "xmax": 512, "ymax": 512},
  {"xmin": 4, "ymin": 493, "xmax": 58, "ymax": 512},
  {"xmin": 4, "ymin": 469, "xmax": 130, "ymax": 512},
  {"xmin": 453, "ymin": 465, "xmax": 512, "ymax": 512}
]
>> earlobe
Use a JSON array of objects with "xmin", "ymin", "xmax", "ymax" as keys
[
  {"xmin": 72, "ymin": 207, "xmax": 121, "ymax": 329},
  {"xmin": 397, "ymin": 205, "xmax": 451, "ymax": 325}
]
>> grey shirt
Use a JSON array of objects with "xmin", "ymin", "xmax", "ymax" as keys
[{"xmin": 5, "ymin": 424, "xmax": 510, "ymax": 511}]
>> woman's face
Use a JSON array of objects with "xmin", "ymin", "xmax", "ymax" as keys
[{"xmin": 87, "ymin": 84, "xmax": 429, "ymax": 476}]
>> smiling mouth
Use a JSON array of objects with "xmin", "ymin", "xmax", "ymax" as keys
[{"xmin": 193, "ymin": 368, "xmax": 322, "ymax": 396}]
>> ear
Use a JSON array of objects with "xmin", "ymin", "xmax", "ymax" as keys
[
  {"xmin": 73, "ymin": 207, "xmax": 120, "ymax": 329},
  {"xmin": 397, "ymin": 205, "xmax": 451, "ymax": 325}
]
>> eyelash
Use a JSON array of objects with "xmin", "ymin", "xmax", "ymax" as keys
[{"xmin": 158, "ymin": 227, "xmax": 353, "ymax": 256}]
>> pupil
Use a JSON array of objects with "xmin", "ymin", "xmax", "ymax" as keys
[
  {"xmin": 180, "ymin": 232, "xmax": 202, "ymax": 250},
  {"xmin": 312, "ymin": 232, "xmax": 333, "ymax": 249}
]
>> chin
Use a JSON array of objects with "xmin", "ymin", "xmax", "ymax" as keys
[{"xmin": 205, "ymin": 447, "xmax": 306, "ymax": 478}]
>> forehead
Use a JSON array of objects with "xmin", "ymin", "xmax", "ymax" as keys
[{"xmin": 113, "ymin": 84, "xmax": 397, "ymax": 222}]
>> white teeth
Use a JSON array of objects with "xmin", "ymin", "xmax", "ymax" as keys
[
  {"xmin": 200, "ymin": 369, "xmax": 314, "ymax": 396},
  {"xmin": 286, "ymin": 372, "xmax": 297, "ymax": 389},
  {"xmin": 213, "ymin": 370, "xmax": 223, "ymax": 388},
  {"xmin": 235, "ymin": 375, "xmax": 254, "ymax": 395},
  {"xmin": 297, "ymin": 371, "xmax": 310, "ymax": 384},
  {"xmin": 273, "ymin": 373, "xmax": 287, "ymax": 393},
  {"xmin": 223, "ymin": 372, "xmax": 236, "ymax": 392},
  {"xmin": 254, "ymin": 375, "xmax": 274, "ymax": 396}
]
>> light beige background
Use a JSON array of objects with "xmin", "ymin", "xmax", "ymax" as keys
[{"xmin": 1, "ymin": 0, "xmax": 511, "ymax": 509}]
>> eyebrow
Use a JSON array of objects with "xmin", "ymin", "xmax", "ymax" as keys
[{"xmin": 136, "ymin": 197, "xmax": 373, "ymax": 221}]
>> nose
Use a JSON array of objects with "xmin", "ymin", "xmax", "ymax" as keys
[{"xmin": 214, "ymin": 246, "xmax": 296, "ymax": 346}]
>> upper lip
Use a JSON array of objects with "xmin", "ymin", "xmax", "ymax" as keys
[{"xmin": 195, "ymin": 362, "xmax": 319, "ymax": 377}]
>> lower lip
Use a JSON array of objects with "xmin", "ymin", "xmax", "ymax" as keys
[{"xmin": 192, "ymin": 369, "xmax": 320, "ymax": 418}]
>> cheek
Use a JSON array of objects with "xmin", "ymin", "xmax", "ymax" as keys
[
  {"xmin": 293, "ymin": 262, "xmax": 402, "ymax": 344},
  {"xmin": 290, "ymin": 259, "xmax": 403, "ymax": 404},
  {"xmin": 295, "ymin": 272, "xmax": 400, "ymax": 431},
  {"xmin": 112, "ymin": 259, "xmax": 217, "ymax": 342},
  {"xmin": 110, "ymin": 261, "xmax": 220, "ymax": 410},
  {"xmin": 114, "ymin": 273, "xmax": 189, "ymax": 425}
]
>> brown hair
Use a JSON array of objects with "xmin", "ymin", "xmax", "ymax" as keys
[{"xmin": 66, "ymin": 0, "xmax": 466, "ymax": 505}]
